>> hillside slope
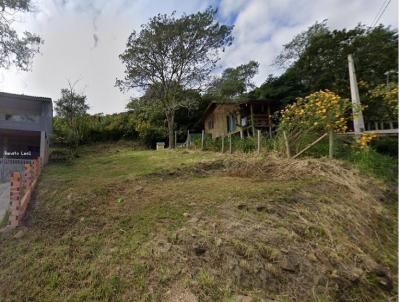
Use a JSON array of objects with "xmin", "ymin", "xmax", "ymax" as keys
[{"xmin": 0, "ymin": 143, "xmax": 397, "ymax": 301}]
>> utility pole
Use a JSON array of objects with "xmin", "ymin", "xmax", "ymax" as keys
[
  {"xmin": 384, "ymin": 70, "xmax": 396, "ymax": 85},
  {"xmin": 347, "ymin": 54, "xmax": 365, "ymax": 134}
]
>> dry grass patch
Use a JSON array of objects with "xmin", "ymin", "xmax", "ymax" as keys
[{"xmin": 0, "ymin": 144, "xmax": 397, "ymax": 301}]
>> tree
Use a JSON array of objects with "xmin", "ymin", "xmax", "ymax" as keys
[
  {"xmin": 0, "ymin": 0, "xmax": 41, "ymax": 70},
  {"xmin": 248, "ymin": 71, "xmax": 307, "ymax": 104},
  {"xmin": 274, "ymin": 22, "xmax": 398, "ymax": 99},
  {"xmin": 54, "ymin": 82, "xmax": 90, "ymax": 147},
  {"xmin": 207, "ymin": 60, "xmax": 259, "ymax": 100},
  {"xmin": 55, "ymin": 83, "xmax": 89, "ymax": 123},
  {"xmin": 117, "ymin": 8, "xmax": 233, "ymax": 148}
]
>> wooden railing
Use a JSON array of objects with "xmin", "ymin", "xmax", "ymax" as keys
[{"xmin": 365, "ymin": 120, "xmax": 398, "ymax": 131}]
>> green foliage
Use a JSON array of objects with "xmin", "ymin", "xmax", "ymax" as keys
[
  {"xmin": 275, "ymin": 21, "xmax": 398, "ymax": 97},
  {"xmin": 207, "ymin": 60, "xmax": 259, "ymax": 100},
  {"xmin": 0, "ymin": 0, "xmax": 41, "ymax": 70},
  {"xmin": 371, "ymin": 136, "xmax": 398, "ymax": 158},
  {"xmin": 338, "ymin": 144, "xmax": 398, "ymax": 182},
  {"xmin": 52, "ymin": 112, "xmax": 139, "ymax": 148},
  {"xmin": 249, "ymin": 71, "xmax": 307, "ymax": 104},
  {"xmin": 117, "ymin": 7, "xmax": 233, "ymax": 147},
  {"xmin": 359, "ymin": 81, "xmax": 398, "ymax": 121},
  {"xmin": 293, "ymin": 134, "xmax": 397, "ymax": 182},
  {"xmin": 192, "ymin": 133, "xmax": 266, "ymax": 153},
  {"xmin": 55, "ymin": 87, "xmax": 90, "ymax": 122},
  {"xmin": 252, "ymin": 22, "xmax": 398, "ymax": 124}
]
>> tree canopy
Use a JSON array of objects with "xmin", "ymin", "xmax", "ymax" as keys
[
  {"xmin": 55, "ymin": 83, "xmax": 89, "ymax": 123},
  {"xmin": 117, "ymin": 7, "xmax": 233, "ymax": 147},
  {"xmin": 0, "ymin": 0, "xmax": 41, "ymax": 70},
  {"xmin": 251, "ymin": 21, "xmax": 398, "ymax": 121},
  {"xmin": 207, "ymin": 60, "xmax": 259, "ymax": 100}
]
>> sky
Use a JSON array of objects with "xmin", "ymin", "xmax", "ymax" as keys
[{"xmin": 1, "ymin": 0, "xmax": 398, "ymax": 114}]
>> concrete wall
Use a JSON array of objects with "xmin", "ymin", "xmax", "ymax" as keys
[{"xmin": 0, "ymin": 93, "xmax": 52, "ymax": 164}]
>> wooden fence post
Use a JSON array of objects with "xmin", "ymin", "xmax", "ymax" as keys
[
  {"xmin": 250, "ymin": 104, "xmax": 255, "ymax": 136},
  {"xmin": 221, "ymin": 136, "xmax": 225, "ymax": 153},
  {"xmin": 201, "ymin": 130, "xmax": 205, "ymax": 150},
  {"xmin": 174, "ymin": 131, "xmax": 177, "ymax": 148},
  {"xmin": 328, "ymin": 129, "xmax": 334, "ymax": 159},
  {"xmin": 229, "ymin": 134, "xmax": 232, "ymax": 154},
  {"xmin": 292, "ymin": 133, "xmax": 328, "ymax": 159},
  {"xmin": 283, "ymin": 130, "xmax": 291, "ymax": 158},
  {"xmin": 257, "ymin": 130, "xmax": 261, "ymax": 154}
]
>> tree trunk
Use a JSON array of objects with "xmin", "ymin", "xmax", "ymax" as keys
[{"xmin": 166, "ymin": 111, "xmax": 175, "ymax": 148}]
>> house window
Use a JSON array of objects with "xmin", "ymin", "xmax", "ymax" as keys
[
  {"xmin": 226, "ymin": 113, "xmax": 236, "ymax": 133},
  {"xmin": 207, "ymin": 118, "xmax": 214, "ymax": 129},
  {"xmin": 2, "ymin": 113, "xmax": 40, "ymax": 123}
]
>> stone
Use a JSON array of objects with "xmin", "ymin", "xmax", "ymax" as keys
[
  {"xmin": 183, "ymin": 212, "xmax": 190, "ymax": 217},
  {"xmin": 80, "ymin": 217, "xmax": 85, "ymax": 222},
  {"xmin": 280, "ymin": 255, "xmax": 299, "ymax": 273},
  {"xmin": 215, "ymin": 238, "xmax": 222, "ymax": 247}
]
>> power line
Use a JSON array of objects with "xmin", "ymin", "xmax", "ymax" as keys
[
  {"xmin": 370, "ymin": 0, "xmax": 392, "ymax": 28},
  {"xmin": 370, "ymin": 0, "xmax": 388, "ymax": 27}
]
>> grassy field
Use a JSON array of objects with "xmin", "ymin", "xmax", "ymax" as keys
[{"xmin": 0, "ymin": 142, "xmax": 397, "ymax": 301}]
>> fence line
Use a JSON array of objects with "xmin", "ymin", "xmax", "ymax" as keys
[{"xmin": 0, "ymin": 158, "xmax": 33, "ymax": 183}]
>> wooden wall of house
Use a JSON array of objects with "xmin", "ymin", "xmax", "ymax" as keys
[{"xmin": 204, "ymin": 104, "xmax": 238, "ymax": 138}]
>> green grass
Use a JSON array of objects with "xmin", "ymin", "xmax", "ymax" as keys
[{"xmin": 0, "ymin": 142, "xmax": 397, "ymax": 301}]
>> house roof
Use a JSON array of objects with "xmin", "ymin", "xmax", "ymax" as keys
[{"xmin": 0, "ymin": 91, "xmax": 52, "ymax": 103}]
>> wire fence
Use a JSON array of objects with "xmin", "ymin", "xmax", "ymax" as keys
[
  {"xmin": 177, "ymin": 130, "xmax": 273, "ymax": 154},
  {"xmin": 0, "ymin": 158, "xmax": 33, "ymax": 183}
]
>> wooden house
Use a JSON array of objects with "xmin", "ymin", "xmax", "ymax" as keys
[{"xmin": 202, "ymin": 99, "xmax": 281, "ymax": 138}]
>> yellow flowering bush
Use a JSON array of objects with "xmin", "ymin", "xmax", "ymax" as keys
[
  {"xmin": 368, "ymin": 83, "xmax": 398, "ymax": 119},
  {"xmin": 280, "ymin": 90, "xmax": 350, "ymax": 133},
  {"xmin": 359, "ymin": 81, "xmax": 398, "ymax": 120},
  {"xmin": 357, "ymin": 132, "xmax": 377, "ymax": 148}
]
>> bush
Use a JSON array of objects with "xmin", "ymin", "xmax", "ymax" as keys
[
  {"xmin": 139, "ymin": 127, "xmax": 166, "ymax": 148},
  {"xmin": 192, "ymin": 133, "xmax": 269, "ymax": 153},
  {"xmin": 370, "ymin": 137, "xmax": 398, "ymax": 158}
]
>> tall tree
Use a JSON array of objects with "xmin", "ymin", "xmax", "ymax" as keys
[
  {"xmin": 0, "ymin": 0, "xmax": 41, "ymax": 70},
  {"xmin": 274, "ymin": 21, "xmax": 398, "ymax": 98},
  {"xmin": 55, "ymin": 82, "xmax": 89, "ymax": 124},
  {"xmin": 207, "ymin": 60, "xmax": 259, "ymax": 100},
  {"xmin": 54, "ymin": 82, "xmax": 90, "ymax": 147},
  {"xmin": 117, "ymin": 8, "xmax": 233, "ymax": 148}
]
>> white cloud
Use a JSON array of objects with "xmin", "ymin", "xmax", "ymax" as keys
[{"xmin": 0, "ymin": 0, "xmax": 397, "ymax": 113}]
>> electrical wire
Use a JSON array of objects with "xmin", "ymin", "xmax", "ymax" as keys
[
  {"xmin": 370, "ymin": 0, "xmax": 392, "ymax": 28},
  {"xmin": 370, "ymin": 0, "xmax": 388, "ymax": 27}
]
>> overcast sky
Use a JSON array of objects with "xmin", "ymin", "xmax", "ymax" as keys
[{"xmin": 1, "ymin": 0, "xmax": 398, "ymax": 114}]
